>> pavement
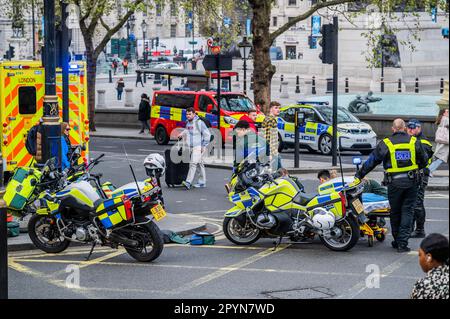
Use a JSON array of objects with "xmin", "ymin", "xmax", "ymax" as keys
[{"xmin": 7, "ymin": 213, "xmax": 208, "ymax": 252}]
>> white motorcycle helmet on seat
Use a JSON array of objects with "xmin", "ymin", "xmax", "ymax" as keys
[
  {"xmin": 144, "ymin": 153, "xmax": 166, "ymax": 178},
  {"xmin": 311, "ymin": 208, "xmax": 336, "ymax": 230}
]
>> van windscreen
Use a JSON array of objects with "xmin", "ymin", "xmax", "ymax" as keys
[
  {"xmin": 217, "ymin": 95, "xmax": 255, "ymax": 112},
  {"xmin": 155, "ymin": 94, "xmax": 195, "ymax": 109}
]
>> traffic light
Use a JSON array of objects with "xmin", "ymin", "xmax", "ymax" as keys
[
  {"xmin": 9, "ymin": 45, "xmax": 15, "ymax": 59},
  {"xmin": 151, "ymin": 38, "xmax": 155, "ymax": 49},
  {"xmin": 155, "ymin": 37, "xmax": 159, "ymax": 48},
  {"xmin": 319, "ymin": 24, "xmax": 335, "ymax": 64}
]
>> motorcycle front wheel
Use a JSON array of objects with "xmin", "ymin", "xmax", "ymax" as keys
[
  {"xmin": 124, "ymin": 222, "xmax": 164, "ymax": 262},
  {"xmin": 319, "ymin": 216, "xmax": 360, "ymax": 252},
  {"xmin": 223, "ymin": 217, "xmax": 261, "ymax": 245},
  {"xmin": 28, "ymin": 214, "xmax": 71, "ymax": 253}
]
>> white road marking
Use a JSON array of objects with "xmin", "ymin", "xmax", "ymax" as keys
[{"xmin": 168, "ymin": 244, "xmax": 290, "ymax": 295}]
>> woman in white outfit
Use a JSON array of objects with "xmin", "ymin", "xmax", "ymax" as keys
[{"xmin": 429, "ymin": 108, "xmax": 449, "ymax": 174}]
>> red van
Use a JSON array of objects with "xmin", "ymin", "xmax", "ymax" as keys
[{"xmin": 150, "ymin": 91, "xmax": 264, "ymax": 144}]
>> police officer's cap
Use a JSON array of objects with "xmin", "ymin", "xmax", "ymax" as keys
[{"xmin": 407, "ymin": 119, "xmax": 422, "ymax": 129}]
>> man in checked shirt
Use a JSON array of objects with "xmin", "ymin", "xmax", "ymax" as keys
[{"xmin": 262, "ymin": 101, "xmax": 283, "ymax": 171}]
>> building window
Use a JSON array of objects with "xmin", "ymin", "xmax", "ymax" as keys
[
  {"xmin": 273, "ymin": 17, "xmax": 277, "ymax": 27},
  {"xmin": 286, "ymin": 46, "xmax": 297, "ymax": 60},
  {"xmin": 170, "ymin": 3, "xmax": 176, "ymax": 16},
  {"xmin": 288, "ymin": 0, "xmax": 297, "ymax": 6},
  {"xmin": 170, "ymin": 24, "xmax": 177, "ymax": 38},
  {"xmin": 156, "ymin": 4, "xmax": 162, "ymax": 17},
  {"xmin": 19, "ymin": 87, "xmax": 37, "ymax": 114}
]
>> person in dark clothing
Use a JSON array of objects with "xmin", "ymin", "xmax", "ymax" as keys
[
  {"xmin": 355, "ymin": 119, "xmax": 429, "ymax": 253},
  {"xmin": 407, "ymin": 119, "xmax": 434, "ymax": 238},
  {"xmin": 138, "ymin": 94, "xmax": 151, "ymax": 134},
  {"xmin": 116, "ymin": 78, "xmax": 125, "ymax": 100},
  {"xmin": 136, "ymin": 71, "xmax": 144, "ymax": 87}
]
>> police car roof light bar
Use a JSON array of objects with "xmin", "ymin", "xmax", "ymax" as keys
[{"xmin": 297, "ymin": 101, "xmax": 330, "ymax": 106}]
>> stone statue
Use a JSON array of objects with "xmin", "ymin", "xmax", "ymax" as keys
[{"xmin": 348, "ymin": 91, "xmax": 382, "ymax": 114}]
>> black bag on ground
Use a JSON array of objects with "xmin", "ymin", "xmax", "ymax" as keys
[{"xmin": 164, "ymin": 149, "xmax": 189, "ymax": 187}]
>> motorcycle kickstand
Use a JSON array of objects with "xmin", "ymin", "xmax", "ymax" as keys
[
  {"xmin": 273, "ymin": 235, "xmax": 283, "ymax": 251},
  {"xmin": 85, "ymin": 243, "xmax": 96, "ymax": 261}
]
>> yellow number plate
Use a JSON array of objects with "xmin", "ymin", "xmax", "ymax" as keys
[
  {"xmin": 150, "ymin": 204, "xmax": 167, "ymax": 221},
  {"xmin": 352, "ymin": 199, "xmax": 364, "ymax": 215}
]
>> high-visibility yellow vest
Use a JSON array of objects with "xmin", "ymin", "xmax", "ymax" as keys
[
  {"xmin": 384, "ymin": 136, "xmax": 419, "ymax": 173},
  {"xmin": 420, "ymin": 138, "xmax": 433, "ymax": 168}
]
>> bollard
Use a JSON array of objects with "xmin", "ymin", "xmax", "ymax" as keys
[
  {"xmin": 109, "ymin": 70, "xmax": 113, "ymax": 83},
  {"xmin": 295, "ymin": 76, "xmax": 301, "ymax": 94},
  {"xmin": 280, "ymin": 75, "xmax": 284, "ymax": 93},
  {"xmin": 415, "ymin": 78, "xmax": 419, "ymax": 93},
  {"xmin": 124, "ymin": 88, "xmax": 134, "ymax": 107},
  {"xmin": 440, "ymin": 78, "xmax": 444, "ymax": 94},
  {"xmin": 312, "ymin": 76, "xmax": 317, "ymax": 95},
  {"xmin": 398, "ymin": 79, "xmax": 402, "ymax": 93},
  {"xmin": 96, "ymin": 90, "xmax": 106, "ymax": 109},
  {"xmin": 381, "ymin": 77, "xmax": 384, "ymax": 93},
  {"xmin": 143, "ymin": 73, "xmax": 147, "ymax": 84},
  {"xmin": 280, "ymin": 82, "xmax": 290, "ymax": 99},
  {"xmin": 345, "ymin": 78, "xmax": 349, "ymax": 93}
]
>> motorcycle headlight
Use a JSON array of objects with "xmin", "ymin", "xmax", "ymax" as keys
[
  {"xmin": 245, "ymin": 168, "xmax": 258, "ymax": 179},
  {"xmin": 224, "ymin": 116, "xmax": 238, "ymax": 125}
]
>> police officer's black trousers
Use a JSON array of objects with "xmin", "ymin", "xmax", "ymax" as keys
[
  {"xmin": 388, "ymin": 183, "xmax": 419, "ymax": 248},
  {"xmin": 413, "ymin": 175, "xmax": 428, "ymax": 232}
]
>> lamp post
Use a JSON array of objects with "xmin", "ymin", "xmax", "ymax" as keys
[
  {"xmin": 141, "ymin": 20, "xmax": 148, "ymax": 67},
  {"xmin": 126, "ymin": 15, "xmax": 136, "ymax": 61},
  {"xmin": 238, "ymin": 37, "xmax": 252, "ymax": 95}
]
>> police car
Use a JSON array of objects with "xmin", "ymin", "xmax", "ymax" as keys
[{"xmin": 278, "ymin": 102, "xmax": 377, "ymax": 155}]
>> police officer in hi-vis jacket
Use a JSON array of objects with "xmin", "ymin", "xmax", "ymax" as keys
[
  {"xmin": 406, "ymin": 119, "xmax": 434, "ymax": 239},
  {"xmin": 355, "ymin": 119, "xmax": 429, "ymax": 253}
]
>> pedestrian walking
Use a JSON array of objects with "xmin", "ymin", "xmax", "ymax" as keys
[
  {"xmin": 429, "ymin": 108, "xmax": 449, "ymax": 175},
  {"xmin": 355, "ymin": 119, "xmax": 428, "ymax": 253},
  {"xmin": 116, "ymin": 77, "xmax": 125, "ymax": 100},
  {"xmin": 180, "ymin": 108, "xmax": 211, "ymax": 190},
  {"xmin": 60, "ymin": 122, "xmax": 72, "ymax": 171},
  {"xmin": 407, "ymin": 119, "xmax": 434, "ymax": 238},
  {"xmin": 112, "ymin": 60, "xmax": 118, "ymax": 75},
  {"xmin": 411, "ymin": 233, "xmax": 449, "ymax": 299},
  {"xmin": 262, "ymin": 101, "xmax": 283, "ymax": 170},
  {"xmin": 136, "ymin": 71, "xmax": 144, "ymax": 87},
  {"xmin": 122, "ymin": 58, "xmax": 129, "ymax": 74},
  {"xmin": 138, "ymin": 94, "xmax": 151, "ymax": 134},
  {"xmin": 239, "ymin": 109, "xmax": 258, "ymax": 133}
]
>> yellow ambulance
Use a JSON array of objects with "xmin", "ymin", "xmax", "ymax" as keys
[{"xmin": 0, "ymin": 60, "xmax": 90, "ymax": 181}]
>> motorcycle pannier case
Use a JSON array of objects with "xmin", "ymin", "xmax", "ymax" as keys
[
  {"xmin": 96, "ymin": 196, "xmax": 133, "ymax": 229},
  {"xmin": 307, "ymin": 193, "xmax": 345, "ymax": 219},
  {"xmin": 4, "ymin": 167, "xmax": 40, "ymax": 211}
]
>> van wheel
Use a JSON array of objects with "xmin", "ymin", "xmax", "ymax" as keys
[{"xmin": 155, "ymin": 126, "xmax": 169, "ymax": 145}]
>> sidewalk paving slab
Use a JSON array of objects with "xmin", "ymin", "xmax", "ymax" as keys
[{"xmin": 7, "ymin": 213, "xmax": 206, "ymax": 252}]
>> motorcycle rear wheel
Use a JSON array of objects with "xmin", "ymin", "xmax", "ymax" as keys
[
  {"xmin": 319, "ymin": 217, "xmax": 360, "ymax": 252},
  {"xmin": 223, "ymin": 217, "xmax": 261, "ymax": 245},
  {"xmin": 124, "ymin": 222, "xmax": 164, "ymax": 262},
  {"xmin": 28, "ymin": 214, "xmax": 71, "ymax": 254}
]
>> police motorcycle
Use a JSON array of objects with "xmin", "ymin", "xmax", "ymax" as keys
[
  {"xmin": 26, "ymin": 153, "xmax": 168, "ymax": 262},
  {"xmin": 223, "ymin": 159, "xmax": 364, "ymax": 251}
]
